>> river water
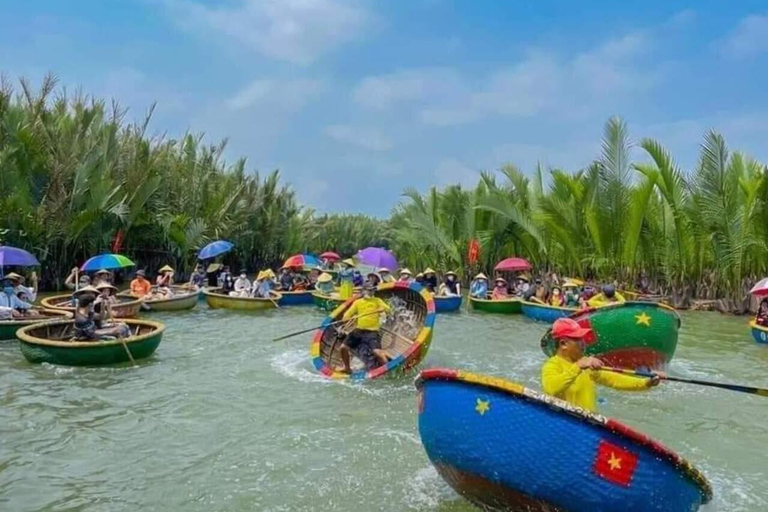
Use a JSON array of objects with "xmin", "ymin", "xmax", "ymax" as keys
[{"xmin": 1, "ymin": 306, "xmax": 767, "ymax": 511}]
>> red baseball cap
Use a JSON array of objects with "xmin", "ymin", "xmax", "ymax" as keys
[{"xmin": 552, "ymin": 318, "xmax": 592, "ymax": 341}]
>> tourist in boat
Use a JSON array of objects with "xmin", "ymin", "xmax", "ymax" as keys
[
  {"xmin": 470, "ymin": 273, "xmax": 488, "ymax": 298},
  {"xmin": 338, "ymin": 284, "xmax": 392, "ymax": 374},
  {"xmin": 156, "ymin": 266, "xmax": 174, "ymax": 287},
  {"xmin": 533, "ymin": 278, "xmax": 548, "ymax": 303},
  {"xmin": 378, "ymin": 268, "xmax": 395, "ymax": 284},
  {"xmin": 756, "ymin": 298, "xmax": 768, "ymax": 327},
  {"xmin": 252, "ymin": 271, "xmax": 275, "ymax": 298},
  {"xmin": 491, "ymin": 277, "xmax": 509, "ymax": 300},
  {"xmin": 230, "ymin": 271, "xmax": 252, "ymax": 297},
  {"xmin": 541, "ymin": 318, "xmax": 662, "ymax": 412},
  {"xmin": 93, "ymin": 270, "xmax": 113, "ymax": 287},
  {"xmin": 94, "ymin": 282, "xmax": 119, "ymax": 319},
  {"xmin": 278, "ymin": 267, "xmax": 294, "ymax": 291},
  {"xmin": 308, "ymin": 267, "xmax": 322, "ymax": 290},
  {"xmin": 338, "ymin": 259, "xmax": 356, "ymax": 300},
  {"xmin": 563, "ymin": 281, "xmax": 581, "ymax": 308},
  {"xmin": 440, "ymin": 271, "xmax": 460, "ymax": 296},
  {"xmin": 366, "ymin": 272, "xmax": 381, "ymax": 288},
  {"xmin": 74, "ymin": 286, "xmax": 130, "ymax": 340},
  {"xmin": 6, "ymin": 272, "xmax": 37, "ymax": 302},
  {"xmin": 0, "ymin": 276, "xmax": 35, "ymax": 319},
  {"xmin": 188, "ymin": 264, "xmax": 207, "ymax": 290},
  {"xmin": 423, "ymin": 268, "xmax": 438, "ymax": 292},
  {"xmin": 397, "ymin": 269, "xmax": 413, "ymax": 284},
  {"xmin": 415, "ymin": 272, "xmax": 425, "ymax": 286},
  {"xmin": 587, "ymin": 284, "xmax": 626, "ymax": 307},
  {"xmin": 293, "ymin": 275, "xmax": 309, "ymax": 291},
  {"xmin": 352, "ymin": 270, "xmax": 364, "ymax": 287},
  {"xmin": 316, "ymin": 273, "xmax": 335, "ymax": 295},
  {"xmin": 548, "ymin": 286, "xmax": 565, "ymax": 307},
  {"xmin": 218, "ymin": 265, "xmax": 235, "ymax": 292},
  {"xmin": 130, "ymin": 270, "xmax": 153, "ymax": 298},
  {"xmin": 65, "ymin": 267, "xmax": 91, "ymax": 290}
]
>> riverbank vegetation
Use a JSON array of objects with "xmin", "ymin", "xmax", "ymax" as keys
[{"xmin": 2, "ymin": 75, "xmax": 766, "ymax": 308}]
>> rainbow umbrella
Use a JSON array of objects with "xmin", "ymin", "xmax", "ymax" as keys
[
  {"xmin": 282, "ymin": 253, "xmax": 320, "ymax": 269},
  {"xmin": 81, "ymin": 253, "xmax": 136, "ymax": 272}
]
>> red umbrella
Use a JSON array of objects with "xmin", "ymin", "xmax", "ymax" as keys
[
  {"xmin": 749, "ymin": 278, "xmax": 768, "ymax": 296},
  {"xmin": 320, "ymin": 251, "xmax": 340, "ymax": 261},
  {"xmin": 494, "ymin": 257, "xmax": 532, "ymax": 272}
]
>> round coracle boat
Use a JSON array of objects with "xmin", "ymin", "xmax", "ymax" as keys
[
  {"xmin": 16, "ymin": 319, "xmax": 165, "ymax": 366},
  {"xmin": 750, "ymin": 321, "xmax": 768, "ymax": 344},
  {"xmin": 41, "ymin": 294, "xmax": 143, "ymax": 318},
  {"xmin": 121, "ymin": 285, "xmax": 198, "ymax": 312},
  {"xmin": 312, "ymin": 291, "xmax": 349, "ymax": 311},
  {"xmin": 277, "ymin": 289, "xmax": 315, "ymax": 306},
  {"xmin": 541, "ymin": 302, "xmax": 681, "ymax": 370},
  {"xmin": 416, "ymin": 368, "xmax": 712, "ymax": 512},
  {"xmin": 434, "ymin": 294, "xmax": 462, "ymax": 313},
  {"xmin": 203, "ymin": 288, "xmax": 282, "ymax": 311},
  {"xmin": 310, "ymin": 281, "xmax": 435, "ymax": 381},
  {"xmin": 469, "ymin": 295, "xmax": 522, "ymax": 314},
  {"xmin": 0, "ymin": 309, "xmax": 72, "ymax": 341},
  {"xmin": 521, "ymin": 301, "xmax": 576, "ymax": 324}
]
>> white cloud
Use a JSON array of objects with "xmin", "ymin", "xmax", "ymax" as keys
[
  {"xmin": 170, "ymin": 0, "xmax": 368, "ymax": 64},
  {"xmin": 433, "ymin": 158, "xmax": 479, "ymax": 188},
  {"xmin": 721, "ymin": 14, "xmax": 768, "ymax": 59},
  {"xmin": 226, "ymin": 78, "xmax": 325, "ymax": 110},
  {"xmin": 324, "ymin": 124, "xmax": 393, "ymax": 151},
  {"xmin": 352, "ymin": 71, "xmax": 428, "ymax": 110}
]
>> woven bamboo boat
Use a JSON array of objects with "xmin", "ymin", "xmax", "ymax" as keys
[
  {"xmin": 17, "ymin": 319, "xmax": 165, "ymax": 366},
  {"xmin": 434, "ymin": 294, "xmax": 462, "ymax": 313},
  {"xmin": 750, "ymin": 321, "xmax": 768, "ymax": 344},
  {"xmin": 41, "ymin": 294, "xmax": 143, "ymax": 318},
  {"xmin": 416, "ymin": 368, "xmax": 712, "ymax": 512},
  {"xmin": 278, "ymin": 290, "xmax": 315, "ymax": 306},
  {"xmin": 541, "ymin": 302, "xmax": 681, "ymax": 370},
  {"xmin": 203, "ymin": 288, "xmax": 282, "ymax": 311},
  {"xmin": 0, "ymin": 309, "xmax": 72, "ymax": 341},
  {"xmin": 310, "ymin": 281, "xmax": 436, "ymax": 380},
  {"xmin": 121, "ymin": 285, "xmax": 198, "ymax": 312},
  {"xmin": 469, "ymin": 295, "xmax": 522, "ymax": 314},
  {"xmin": 521, "ymin": 301, "xmax": 576, "ymax": 323}
]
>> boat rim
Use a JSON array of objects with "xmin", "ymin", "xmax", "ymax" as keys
[
  {"xmin": 16, "ymin": 318, "xmax": 166, "ymax": 348},
  {"xmin": 202, "ymin": 288, "xmax": 283, "ymax": 301},
  {"xmin": 415, "ymin": 367, "xmax": 713, "ymax": 503},
  {"xmin": 0, "ymin": 309, "xmax": 72, "ymax": 325},
  {"xmin": 749, "ymin": 320, "xmax": 768, "ymax": 332},
  {"xmin": 469, "ymin": 296, "xmax": 521, "ymax": 304},
  {"xmin": 41, "ymin": 293, "xmax": 144, "ymax": 309},
  {"xmin": 521, "ymin": 300, "xmax": 577, "ymax": 312}
]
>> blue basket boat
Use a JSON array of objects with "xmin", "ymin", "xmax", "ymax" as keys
[
  {"xmin": 750, "ymin": 321, "xmax": 768, "ymax": 344},
  {"xmin": 277, "ymin": 290, "xmax": 315, "ymax": 306},
  {"xmin": 415, "ymin": 368, "xmax": 712, "ymax": 512},
  {"xmin": 521, "ymin": 301, "xmax": 576, "ymax": 323},
  {"xmin": 434, "ymin": 295, "xmax": 462, "ymax": 313}
]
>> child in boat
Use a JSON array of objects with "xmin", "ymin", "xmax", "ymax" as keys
[
  {"xmin": 541, "ymin": 318, "xmax": 663, "ymax": 412},
  {"xmin": 548, "ymin": 286, "xmax": 565, "ymax": 307},
  {"xmin": 338, "ymin": 284, "xmax": 392, "ymax": 373},
  {"xmin": 230, "ymin": 272, "xmax": 252, "ymax": 297},
  {"xmin": 470, "ymin": 273, "xmax": 488, "ymax": 298},
  {"xmin": 307, "ymin": 268, "xmax": 322, "ymax": 290},
  {"xmin": 756, "ymin": 299, "xmax": 768, "ymax": 327},
  {"xmin": 442, "ymin": 271, "xmax": 460, "ymax": 296},
  {"xmin": 293, "ymin": 275, "xmax": 308, "ymax": 291},
  {"xmin": 491, "ymin": 278, "xmax": 509, "ymax": 300},
  {"xmin": 316, "ymin": 273, "xmax": 335, "ymax": 295}
]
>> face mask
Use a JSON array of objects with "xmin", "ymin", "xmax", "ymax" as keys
[{"xmin": 553, "ymin": 290, "xmax": 560, "ymax": 296}]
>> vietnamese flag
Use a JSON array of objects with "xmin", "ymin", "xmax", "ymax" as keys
[{"xmin": 593, "ymin": 440, "xmax": 638, "ymax": 487}]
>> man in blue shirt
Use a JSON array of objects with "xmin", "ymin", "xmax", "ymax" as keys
[{"xmin": 0, "ymin": 276, "xmax": 34, "ymax": 319}]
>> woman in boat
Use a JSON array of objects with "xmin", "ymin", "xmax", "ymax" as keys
[
  {"xmin": 415, "ymin": 273, "xmax": 425, "ymax": 286},
  {"xmin": 94, "ymin": 282, "xmax": 119, "ymax": 319},
  {"xmin": 491, "ymin": 277, "xmax": 509, "ymax": 300},
  {"xmin": 6, "ymin": 272, "xmax": 37, "ymax": 303},
  {"xmin": 548, "ymin": 286, "xmax": 565, "ymax": 307},
  {"xmin": 441, "ymin": 271, "xmax": 460, "ymax": 297},
  {"xmin": 130, "ymin": 270, "xmax": 153, "ymax": 298},
  {"xmin": 338, "ymin": 259, "xmax": 356, "ymax": 300},
  {"xmin": 756, "ymin": 298, "xmax": 768, "ymax": 327},
  {"xmin": 514, "ymin": 274, "xmax": 531, "ymax": 297},
  {"xmin": 156, "ymin": 266, "xmax": 175, "ymax": 287},
  {"xmin": 316, "ymin": 273, "xmax": 335, "ymax": 295},
  {"xmin": 470, "ymin": 273, "xmax": 488, "ymax": 298},
  {"xmin": 378, "ymin": 268, "xmax": 395, "ymax": 284},
  {"xmin": 230, "ymin": 271, "xmax": 252, "ymax": 297},
  {"xmin": 366, "ymin": 272, "xmax": 381, "ymax": 288},
  {"xmin": 533, "ymin": 278, "xmax": 548, "ymax": 303},
  {"xmin": 250, "ymin": 271, "xmax": 270, "ymax": 298},
  {"xmin": 563, "ymin": 281, "xmax": 581, "ymax": 308},
  {"xmin": 188, "ymin": 264, "xmax": 207, "ymax": 290},
  {"xmin": 93, "ymin": 270, "xmax": 114, "ymax": 287},
  {"xmin": 398, "ymin": 269, "xmax": 413, "ymax": 284},
  {"xmin": 74, "ymin": 286, "xmax": 130, "ymax": 340},
  {"xmin": 293, "ymin": 274, "xmax": 309, "ymax": 291},
  {"xmin": 541, "ymin": 318, "xmax": 662, "ymax": 412},
  {"xmin": 423, "ymin": 268, "xmax": 438, "ymax": 292}
]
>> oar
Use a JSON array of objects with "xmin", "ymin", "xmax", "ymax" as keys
[
  {"xmin": 104, "ymin": 300, "xmax": 136, "ymax": 365},
  {"xmin": 272, "ymin": 309, "xmax": 384, "ymax": 342},
  {"xmin": 269, "ymin": 291, "xmax": 281, "ymax": 309},
  {"xmin": 602, "ymin": 367, "xmax": 768, "ymax": 398}
]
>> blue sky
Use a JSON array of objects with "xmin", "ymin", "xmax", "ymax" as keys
[{"xmin": 2, "ymin": 1, "xmax": 768, "ymax": 216}]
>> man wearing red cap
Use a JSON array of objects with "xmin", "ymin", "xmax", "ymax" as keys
[{"xmin": 542, "ymin": 318, "xmax": 662, "ymax": 412}]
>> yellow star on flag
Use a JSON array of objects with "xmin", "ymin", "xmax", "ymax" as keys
[
  {"xmin": 635, "ymin": 312, "xmax": 651, "ymax": 327},
  {"xmin": 475, "ymin": 398, "xmax": 490, "ymax": 416},
  {"xmin": 608, "ymin": 452, "xmax": 622, "ymax": 471}
]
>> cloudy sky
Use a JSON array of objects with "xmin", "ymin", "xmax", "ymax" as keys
[{"xmin": 2, "ymin": 0, "xmax": 768, "ymax": 215}]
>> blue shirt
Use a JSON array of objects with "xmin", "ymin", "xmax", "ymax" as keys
[
  {"xmin": 0, "ymin": 293, "xmax": 32, "ymax": 310},
  {"xmin": 470, "ymin": 280, "xmax": 488, "ymax": 298}
]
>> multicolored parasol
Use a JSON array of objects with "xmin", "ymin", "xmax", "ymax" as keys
[
  {"xmin": 81, "ymin": 253, "xmax": 136, "ymax": 272},
  {"xmin": 282, "ymin": 253, "xmax": 321, "ymax": 269}
]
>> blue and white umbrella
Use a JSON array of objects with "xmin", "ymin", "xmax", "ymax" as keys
[{"xmin": 198, "ymin": 240, "xmax": 234, "ymax": 260}]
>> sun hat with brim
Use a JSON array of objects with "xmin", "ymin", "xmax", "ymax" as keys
[
  {"xmin": 136, "ymin": 270, "xmax": 147, "ymax": 277},
  {"xmin": 206, "ymin": 263, "xmax": 222, "ymax": 273},
  {"xmin": 399, "ymin": 268, "xmax": 412, "ymax": 276},
  {"xmin": 367, "ymin": 272, "xmax": 381, "ymax": 278},
  {"xmin": 445, "ymin": 271, "xmax": 457, "ymax": 277},
  {"xmin": 265, "ymin": 269, "xmax": 276, "ymax": 278},
  {"xmin": 96, "ymin": 282, "xmax": 118, "ymax": 292},
  {"xmin": 318, "ymin": 273, "xmax": 333, "ymax": 283},
  {"xmin": 416, "ymin": 273, "xmax": 424, "ymax": 278},
  {"xmin": 159, "ymin": 265, "xmax": 174, "ymax": 273},
  {"xmin": 74, "ymin": 285, "xmax": 99, "ymax": 296},
  {"xmin": 424, "ymin": 268, "xmax": 436, "ymax": 274},
  {"xmin": 563, "ymin": 281, "xmax": 579, "ymax": 289},
  {"xmin": 378, "ymin": 267, "xmax": 391, "ymax": 274},
  {"xmin": 342, "ymin": 258, "xmax": 355, "ymax": 267},
  {"xmin": 552, "ymin": 318, "xmax": 593, "ymax": 341},
  {"xmin": 474, "ymin": 273, "xmax": 488, "ymax": 280},
  {"xmin": 517, "ymin": 274, "xmax": 530, "ymax": 282},
  {"xmin": 495, "ymin": 277, "xmax": 507, "ymax": 284},
  {"xmin": 95, "ymin": 269, "xmax": 112, "ymax": 275},
  {"xmin": 4, "ymin": 272, "xmax": 25, "ymax": 283}
]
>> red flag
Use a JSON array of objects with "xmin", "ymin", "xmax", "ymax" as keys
[
  {"xmin": 468, "ymin": 238, "xmax": 480, "ymax": 265},
  {"xmin": 593, "ymin": 440, "xmax": 638, "ymax": 487}
]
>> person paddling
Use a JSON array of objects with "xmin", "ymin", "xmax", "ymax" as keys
[
  {"xmin": 541, "ymin": 318, "xmax": 662, "ymax": 412},
  {"xmin": 337, "ymin": 284, "xmax": 391, "ymax": 374}
]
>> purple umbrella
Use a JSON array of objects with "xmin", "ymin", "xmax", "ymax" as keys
[
  {"xmin": 0, "ymin": 246, "xmax": 40, "ymax": 267},
  {"xmin": 356, "ymin": 247, "xmax": 399, "ymax": 272}
]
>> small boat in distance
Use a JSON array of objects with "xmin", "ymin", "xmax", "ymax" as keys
[
  {"xmin": 0, "ymin": 309, "xmax": 72, "ymax": 341},
  {"xmin": 203, "ymin": 288, "xmax": 282, "ymax": 311}
]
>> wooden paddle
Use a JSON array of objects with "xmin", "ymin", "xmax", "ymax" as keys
[
  {"xmin": 268, "ymin": 291, "xmax": 281, "ymax": 309},
  {"xmin": 102, "ymin": 297, "xmax": 136, "ymax": 365},
  {"xmin": 602, "ymin": 366, "xmax": 768, "ymax": 398},
  {"xmin": 272, "ymin": 309, "xmax": 384, "ymax": 342}
]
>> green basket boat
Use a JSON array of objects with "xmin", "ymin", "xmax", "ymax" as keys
[
  {"xmin": 469, "ymin": 295, "xmax": 522, "ymax": 314},
  {"xmin": 121, "ymin": 285, "xmax": 198, "ymax": 312},
  {"xmin": 41, "ymin": 294, "xmax": 144, "ymax": 318},
  {"xmin": 203, "ymin": 288, "xmax": 282, "ymax": 311},
  {"xmin": 541, "ymin": 301, "xmax": 681, "ymax": 370},
  {"xmin": 311, "ymin": 291, "xmax": 353, "ymax": 311},
  {"xmin": 0, "ymin": 309, "xmax": 72, "ymax": 341},
  {"xmin": 16, "ymin": 319, "xmax": 165, "ymax": 366}
]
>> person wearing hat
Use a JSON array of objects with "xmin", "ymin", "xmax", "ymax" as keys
[
  {"xmin": 587, "ymin": 284, "xmax": 626, "ymax": 308},
  {"xmin": 93, "ymin": 269, "xmax": 114, "ymax": 287},
  {"xmin": 562, "ymin": 281, "xmax": 581, "ymax": 308},
  {"xmin": 156, "ymin": 266, "xmax": 175, "ymax": 287},
  {"xmin": 74, "ymin": 285, "xmax": 130, "ymax": 340},
  {"xmin": 422, "ymin": 268, "xmax": 438, "ymax": 292},
  {"xmin": 397, "ymin": 269, "xmax": 413, "ymax": 284},
  {"xmin": 338, "ymin": 259, "xmax": 356, "ymax": 300},
  {"xmin": 130, "ymin": 270, "xmax": 153, "ymax": 298},
  {"xmin": 337, "ymin": 284, "xmax": 392, "ymax": 374},
  {"xmin": 440, "ymin": 271, "xmax": 460, "ymax": 297},
  {"xmin": 375, "ymin": 267, "xmax": 393, "ymax": 284},
  {"xmin": 491, "ymin": 277, "xmax": 509, "ymax": 300},
  {"xmin": 188, "ymin": 263, "xmax": 207, "ymax": 290},
  {"xmin": 0, "ymin": 276, "xmax": 35, "ymax": 319},
  {"xmin": 316, "ymin": 273, "xmax": 335, "ymax": 295},
  {"xmin": 250, "ymin": 271, "xmax": 273, "ymax": 298},
  {"xmin": 278, "ymin": 266, "xmax": 294, "ymax": 291},
  {"xmin": 94, "ymin": 282, "xmax": 119, "ymax": 318},
  {"xmin": 65, "ymin": 267, "xmax": 91, "ymax": 290},
  {"xmin": 541, "ymin": 318, "xmax": 662, "ymax": 412},
  {"xmin": 230, "ymin": 271, "xmax": 252, "ymax": 297},
  {"xmin": 5, "ymin": 272, "xmax": 37, "ymax": 302},
  {"xmin": 514, "ymin": 274, "xmax": 530, "ymax": 297},
  {"xmin": 366, "ymin": 272, "xmax": 382, "ymax": 288},
  {"xmin": 307, "ymin": 267, "xmax": 322, "ymax": 290},
  {"xmin": 415, "ymin": 272, "xmax": 425, "ymax": 286},
  {"xmin": 470, "ymin": 273, "xmax": 489, "ymax": 298}
]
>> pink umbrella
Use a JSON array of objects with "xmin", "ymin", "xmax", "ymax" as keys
[
  {"xmin": 320, "ymin": 251, "xmax": 340, "ymax": 261},
  {"xmin": 749, "ymin": 278, "xmax": 768, "ymax": 296},
  {"xmin": 494, "ymin": 257, "xmax": 532, "ymax": 272}
]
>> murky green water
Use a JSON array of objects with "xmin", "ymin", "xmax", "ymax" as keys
[{"xmin": 1, "ymin": 306, "xmax": 767, "ymax": 511}]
